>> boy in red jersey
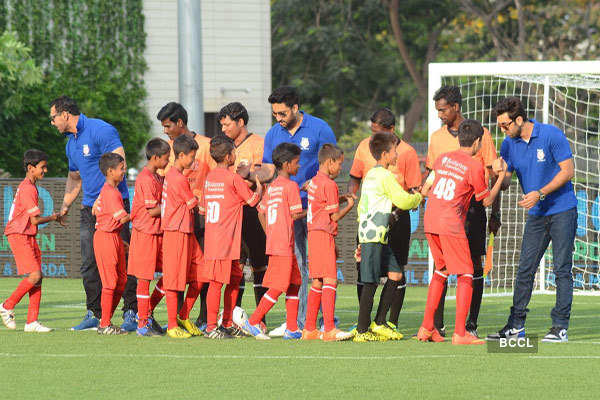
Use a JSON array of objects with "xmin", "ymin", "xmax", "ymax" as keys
[
  {"xmin": 128, "ymin": 138, "xmax": 171, "ymax": 336},
  {"xmin": 161, "ymin": 134, "xmax": 204, "ymax": 339},
  {"xmin": 200, "ymin": 135, "xmax": 262, "ymax": 339},
  {"xmin": 93, "ymin": 153, "xmax": 131, "ymax": 335},
  {"xmin": 418, "ymin": 119, "xmax": 505, "ymax": 345},
  {"xmin": 0, "ymin": 150, "xmax": 62, "ymax": 332},
  {"xmin": 302, "ymin": 144, "xmax": 355, "ymax": 341},
  {"xmin": 242, "ymin": 143, "xmax": 305, "ymax": 340}
]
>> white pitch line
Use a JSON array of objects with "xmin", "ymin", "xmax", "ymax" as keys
[
  {"xmin": 529, "ymin": 355, "xmax": 600, "ymax": 359},
  {"xmin": 0, "ymin": 352, "xmax": 464, "ymax": 361}
]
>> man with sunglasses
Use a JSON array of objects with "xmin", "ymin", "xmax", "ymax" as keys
[
  {"xmin": 425, "ymin": 86, "xmax": 501, "ymax": 339},
  {"xmin": 50, "ymin": 96, "xmax": 138, "ymax": 332},
  {"xmin": 487, "ymin": 96, "xmax": 576, "ymax": 343},
  {"xmin": 261, "ymin": 86, "xmax": 337, "ymax": 336}
]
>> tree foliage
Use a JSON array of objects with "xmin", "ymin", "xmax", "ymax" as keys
[{"xmin": 0, "ymin": 0, "xmax": 150, "ymax": 178}]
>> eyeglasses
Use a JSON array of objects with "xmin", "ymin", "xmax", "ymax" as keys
[
  {"xmin": 498, "ymin": 119, "xmax": 514, "ymax": 131},
  {"xmin": 272, "ymin": 110, "xmax": 290, "ymax": 118}
]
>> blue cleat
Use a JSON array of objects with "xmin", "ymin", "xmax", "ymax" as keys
[
  {"xmin": 148, "ymin": 316, "xmax": 164, "ymax": 335},
  {"xmin": 70, "ymin": 310, "xmax": 100, "ymax": 331},
  {"xmin": 136, "ymin": 320, "xmax": 160, "ymax": 337},
  {"xmin": 283, "ymin": 329, "xmax": 302, "ymax": 340},
  {"xmin": 242, "ymin": 320, "xmax": 270, "ymax": 340},
  {"xmin": 120, "ymin": 310, "xmax": 138, "ymax": 332}
]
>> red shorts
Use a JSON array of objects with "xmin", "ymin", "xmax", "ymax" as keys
[
  {"xmin": 7, "ymin": 234, "xmax": 41, "ymax": 275},
  {"xmin": 202, "ymin": 259, "xmax": 243, "ymax": 285},
  {"xmin": 162, "ymin": 231, "xmax": 203, "ymax": 291},
  {"xmin": 425, "ymin": 233, "xmax": 473, "ymax": 275},
  {"xmin": 93, "ymin": 230, "xmax": 127, "ymax": 291},
  {"xmin": 308, "ymin": 230, "xmax": 337, "ymax": 280},
  {"xmin": 128, "ymin": 229, "xmax": 162, "ymax": 280},
  {"xmin": 262, "ymin": 254, "xmax": 302, "ymax": 292}
]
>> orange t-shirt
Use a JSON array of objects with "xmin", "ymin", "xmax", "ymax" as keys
[
  {"xmin": 426, "ymin": 125, "xmax": 497, "ymax": 180},
  {"xmin": 161, "ymin": 167, "xmax": 198, "ymax": 233},
  {"xmin": 349, "ymin": 137, "xmax": 421, "ymax": 190},
  {"xmin": 130, "ymin": 166, "xmax": 163, "ymax": 235},
  {"xmin": 4, "ymin": 178, "xmax": 41, "ymax": 236},
  {"xmin": 95, "ymin": 183, "xmax": 127, "ymax": 233},
  {"xmin": 230, "ymin": 133, "xmax": 264, "ymax": 173}
]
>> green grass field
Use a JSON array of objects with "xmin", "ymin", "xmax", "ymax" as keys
[{"xmin": 1, "ymin": 278, "xmax": 599, "ymax": 399}]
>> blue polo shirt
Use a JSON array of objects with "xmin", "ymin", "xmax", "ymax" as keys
[
  {"xmin": 263, "ymin": 111, "xmax": 336, "ymax": 208},
  {"xmin": 500, "ymin": 119, "xmax": 576, "ymax": 216},
  {"xmin": 65, "ymin": 114, "xmax": 129, "ymax": 207}
]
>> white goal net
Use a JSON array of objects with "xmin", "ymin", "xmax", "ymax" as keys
[{"xmin": 428, "ymin": 61, "xmax": 600, "ymax": 296}]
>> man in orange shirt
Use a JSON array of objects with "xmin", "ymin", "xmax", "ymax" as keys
[
  {"xmin": 348, "ymin": 108, "xmax": 422, "ymax": 331},
  {"xmin": 217, "ymin": 102, "xmax": 269, "ymax": 320},
  {"xmin": 426, "ymin": 86, "xmax": 501, "ymax": 337},
  {"xmin": 156, "ymin": 102, "xmax": 214, "ymax": 331}
]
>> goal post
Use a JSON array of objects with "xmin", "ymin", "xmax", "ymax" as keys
[{"xmin": 427, "ymin": 61, "xmax": 600, "ymax": 296}]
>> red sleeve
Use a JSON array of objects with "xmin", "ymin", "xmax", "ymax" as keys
[
  {"xmin": 287, "ymin": 183, "xmax": 302, "ymax": 214},
  {"xmin": 107, "ymin": 189, "xmax": 127, "ymax": 221},
  {"xmin": 470, "ymin": 161, "xmax": 489, "ymax": 201},
  {"xmin": 258, "ymin": 194, "xmax": 267, "ymax": 214},
  {"xmin": 22, "ymin": 185, "xmax": 41, "ymax": 217},
  {"xmin": 139, "ymin": 177, "xmax": 159, "ymax": 209},
  {"xmin": 323, "ymin": 180, "xmax": 339, "ymax": 214},
  {"xmin": 178, "ymin": 175, "xmax": 198, "ymax": 210},
  {"xmin": 233, "ymin": 173, "xmax": 259, "ymax": 207},
  {"xmin": 198, "ymin": 188, "xmax": 206, "ymax": 215}
]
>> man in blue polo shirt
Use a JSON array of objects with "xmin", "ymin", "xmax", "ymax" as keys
[
  {"xmin": 487, "ymin": 96, "xmax": 577, "ymax": 343},
  {"xmin": 262, "ymin": 86, "xmax": 337, "ymax": 336},
  {"xmin": 50, "ymin": 96, "xmax": 138, "ymax": 332}
]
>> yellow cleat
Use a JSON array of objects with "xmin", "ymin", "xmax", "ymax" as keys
[
  {"xmin": 370, "ymin": 322, "xmax": 398, "ymax": 341},
  {"xmin": 384, "ymin": 322, "xmax": 404, "ymax": 340},
  {"xmin": 353, "ymin": 331, "xmax": 379, "ymax": 343},
  {"xmin": 167, "ymin": 326, "xmax": 192, "ymax": 339},
  {"xmin": 178, "ymin": 317, "xmax": 202, "ymax": 336}
]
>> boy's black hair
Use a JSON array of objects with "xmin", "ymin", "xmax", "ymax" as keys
[
  {"xmin": 494, "ymin": 96, "xmax": 528, "ymax": 121},
  {"xmin": 318, "ymin": 143, "xmax": 344, "ymax": 164},
  {"xmin": 370, "ymin": 108, "xmax": 395, "ymax": 129},
  {"xmin": 157, "ymin": 102, "xmax": 188, "ymax": 125},
  {"xmin": 458, "ymin": 119, "xmax": 484, "ymax": 147},
  {"xmin": 268, "ymin": 86, "xmax": 300, "ymax": 108},
  {"xmin": 433, "ymin": 85, "xmax": 462, "ymax": 107},
  {"xmin": 210, "ymin": 134, "xmax": 235, "ymax": 163},
  {"xmin": 272, "ymin": 142, "xmax": 301, "ymax": 170},
  {"xmin": 173, "ymin": 134, "xmax": 199, "ymax": 158},
  {"xmin": 369, "ymin": 132, "xmax": 398, "ymax": 161},
  {"xmin": 23, "ymin": 149, "xmax": 49, "ymax": 172},
  {"xmin": 99, "ymin": 153, "xmax": 124, "ymax": 176},
  {"xmin": 217, "ymin": 102, "xmax": 249, "ymax": 126},
  {"xmin": 145, "ymin": 138, "xmax": 171, "ymax": 160}
]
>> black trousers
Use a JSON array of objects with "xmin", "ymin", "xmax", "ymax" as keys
[{"xmin": 80, "ymin": 199, "xmax": 137, "ymax": 318}]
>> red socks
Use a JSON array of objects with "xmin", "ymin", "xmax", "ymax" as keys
[
  {"xmin": 206, "ymin": 281, "xmax": 223, "ymax": 331},
  {"xmin": 455, "ymin": 274, "xmax": 473, "ymax": 336},
  {"xmin": 422, "ymin": 271, "xmax": 448, "ymax": 331},
  {"xmin": 26, "ymin": 284, "xmax": 41, "ymax": 324},
  {"xmin": 3, "ymin": 278, "xmax": 35, "ymax": 310},
  {"xmin": 322, "ymin": 284, "xmax": 337, "ymax": 332},
  {"xmin": 222, "ymin": 282, "xmax": 240, "ymax": 327},
  {"xmin": 179, "ymin": 282, "xmax": 202, "ymax": 321},
  {"xmin": 304, "ymin": 286, "xmax": 322, "ymax": 331},
  {"xmin": 166, "ymin": 290, "xmax": 179, "ymax": 330},
  {"xmin": 248, "ymin": 289, "xmax": 281, "ymax": 326},
  {"xmin": 137, "ymin": 279, "xmax": 150, "ymax": 328},
  {"xmin": 285, "ymin": 285, "xmax": 300, "ymax": 332},
  {"xmin": 100, "ymin": 288, "xmax": 114, "ymax": 327},
  {"xmin": 150, "ymin": 278, "xmax": 165, "ymax": 312}
]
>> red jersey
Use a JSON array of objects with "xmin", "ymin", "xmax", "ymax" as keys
[
  {"xmin": 258, "ymin": 176, "xmax": 302, "ymax": 256},
  {"xmin": 95, "ymin": 183, "xmax": 127, "ymax": 233},
  {"xmin": 200, "ymin": 168, "xmax": 259, "ymax": 260},
  {"xmin": 306, "ymin": 171, "xmax": 339, "ymax": 235},
  {"xmin": 424, "ymin": 150, "xmax": 489, "ymax": 238},
  {"xmin": 131, "ymin": 167, "xmax": 163, "ymax": 235},
  {"xmin": 161, "ymin": 167, "xmax": 198, "ymax": 233},
  {"xmin": 4, "ymin": 178, "xmax": 40, "ymax": 236}
]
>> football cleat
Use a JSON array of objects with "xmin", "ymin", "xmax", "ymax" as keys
[
  {"xmin": 283, "ymin": 329, "xmax": 302, "ymax": 340},
  {"xmin": 136, "ymin": 320, "xmax": 161, "ymax": 337},
  {"xmin": 205, "ymin": 326, "xmax": 234, "ymax": 339},
  {"xmin": 120, "ymin": 310, "xmax": 138, "ymax": 332},
  {"xmin": 178, "ymin": 317, "xmax": 202, "ymax": 336},
  {"xmin": 416, "ymin": 326, "xmax": 445, "ymax": 342},
  {"xmin": 352, "ymin": 331, "xmax": 379, "ymax": 342},
  {"xmin": 97, "ymin": 325, "xmax": 128, "ymax": 335},
  {"xmin": 23, "ymin": 321, "xmax": 52, "ymax": 333},
  {"xmin": 242, "ymin": 320, "xmax": 270, "ymax": 340},
  {"xmin": 166, "ymin": 326, "xmax": 191, "ymax": 339},
  {"xmin": 301, "ymin": 329, "xmax": 323, "ymax": 340},
  {"xmin": 0, "ymin": 302, "xmax": 16, "ymax": 330},
  {"xmin": 452, "ymin": 332, "xmax": 485, "ymax": 345},
  {"xmin": 148, "ymin": 315, "xmax": 165, "ymax": 335},
  {"xmin": 70, "ymin": 310, "xmax": 99, "ymax": 331},
  {"xmin": 222, "ymin": 325, "xmax": 247, "ymax": 338},
  {"xmin": 268, "ymin": 322, "xmax": 287, "ymax": 337},
  {"xmin": 322, "ymin": 328, "xmax": 353, "ymax": 342},
  {"xmin": 371, "ymin": 322, "xmax": 402, "ymax": 341}
]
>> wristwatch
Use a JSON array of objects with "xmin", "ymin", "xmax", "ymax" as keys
[{"xmin": 537, "ymin": 190, "xmax": 546, "ymax": 201}]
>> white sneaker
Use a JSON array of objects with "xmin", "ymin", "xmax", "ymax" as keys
[
  {"xmin": 0, "ymin": 303, "xmax": 16, "ymax": 330},
  {"xmin": 268, "ymin": 322, "xmax": 287, "ymax": 337},
  {"xmin": 24, "ymin": 321, "xmax": 53, "ymax": 333}
]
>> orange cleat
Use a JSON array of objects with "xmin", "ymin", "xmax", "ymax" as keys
[
  {"xmin": 452, "ymin": 332, "xmax": 485, "ymax": 345},
  {"xmin": 417, "ymin": 326, "xmax": 446, "ymax": 342},
  {"xmin": 301, "ymin": 329, "xmax": 322, "ymax": 340},
  {"xmin": 322, "ymin": 328, "xmax": 353, "ymax": 342}
]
